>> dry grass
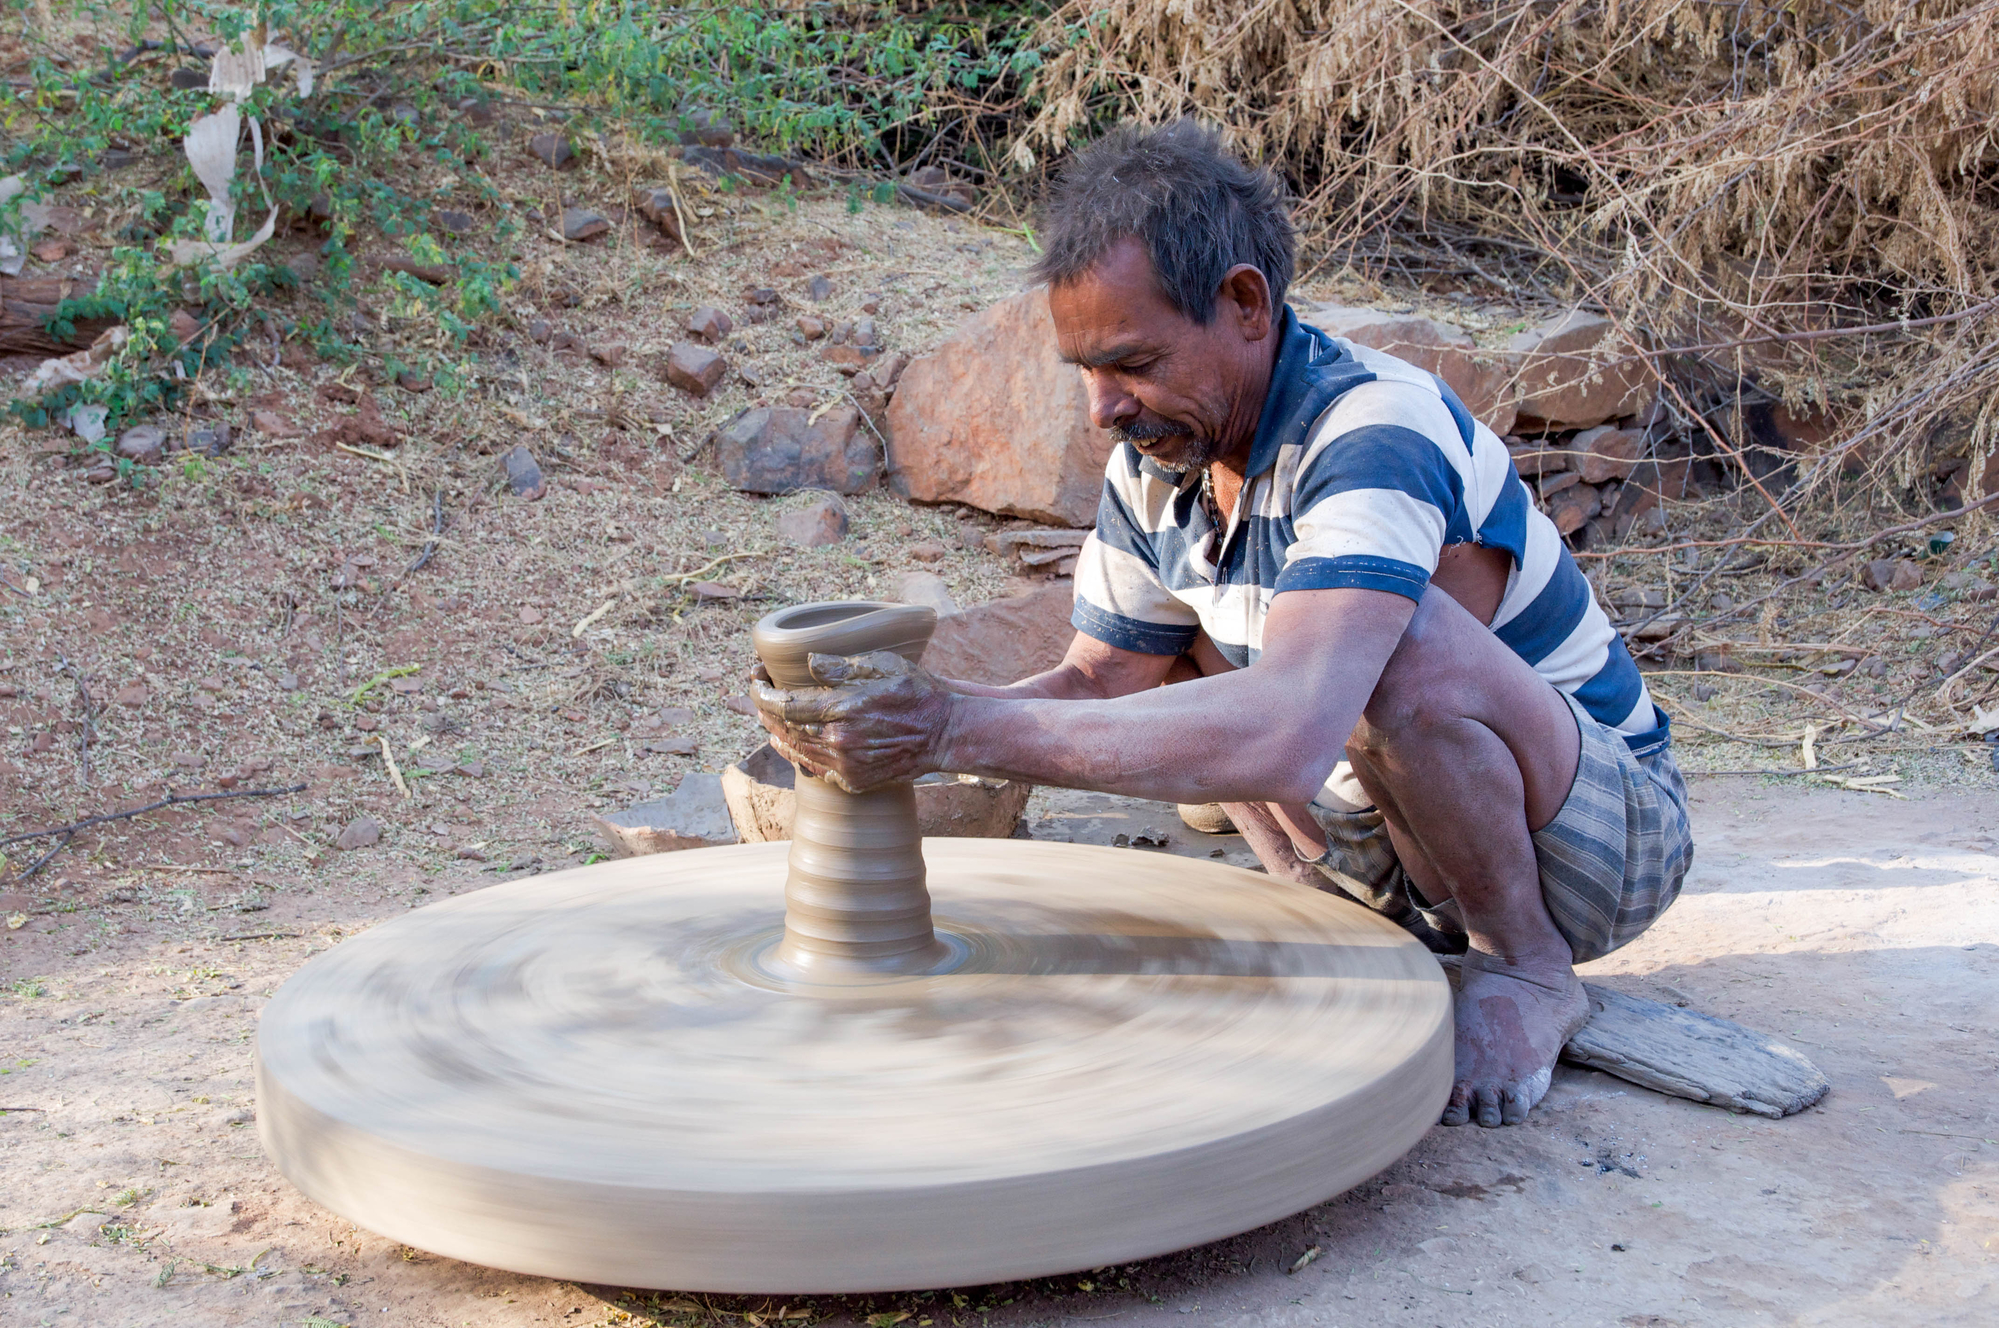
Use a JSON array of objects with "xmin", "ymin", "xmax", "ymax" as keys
[{"xmin": 1027, "ymin": 0, "xmax": 1999, "ymax": 504}]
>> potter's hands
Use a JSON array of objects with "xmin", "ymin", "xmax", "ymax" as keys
[{"xmin": 750, "ymin": 650, "xmax": 957, "ymax": 793}]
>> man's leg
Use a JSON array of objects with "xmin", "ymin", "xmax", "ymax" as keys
[{"xmin": 1344, "ymin": 586, "xmax": 1587, "ymax": 1128}]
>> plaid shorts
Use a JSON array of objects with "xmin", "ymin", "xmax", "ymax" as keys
[{"xmin": 1300, "ymin": 693, "xmax": 1694, "ymax": 964}]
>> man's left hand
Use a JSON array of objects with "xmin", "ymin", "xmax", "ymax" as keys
[{"xmin": 750, "ymin": 650, "xmax": 955, "ymax": 792}]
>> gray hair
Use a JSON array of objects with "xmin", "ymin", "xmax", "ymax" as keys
[{"xmin": 1030, "ymin": 121, "xmax": 1295, "ymax": 324}]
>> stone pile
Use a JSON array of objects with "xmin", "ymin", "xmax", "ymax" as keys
[
  {"xmin": 874, "ymin": 294, "xmax": 1734, "ymax": 550},
  {"xmin": 1303, "ymin": 305, "xmax": 1676, "ymax": 549}
]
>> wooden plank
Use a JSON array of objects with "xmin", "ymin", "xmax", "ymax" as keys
[{"xmin": 1563, "ymin": 983, "xmax": 1831, "ymax": 1118}]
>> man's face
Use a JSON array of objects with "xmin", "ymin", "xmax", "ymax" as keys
[{"xmin": 1047, "ymin": 237, "xmax": 1271, "ymax": 474}]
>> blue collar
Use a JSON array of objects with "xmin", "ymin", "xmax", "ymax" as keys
[{"xmin": 1242, "ymin": 307, "xmax": 1373, "ymax": 478}]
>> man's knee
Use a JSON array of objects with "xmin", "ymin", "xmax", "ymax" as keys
[{"xmin": 1357, "ymin": 590, "xmax": 1477, "ymax": 751}]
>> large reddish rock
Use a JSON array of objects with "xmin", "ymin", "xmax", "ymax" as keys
[
  {"xmin": 885, "ymin": 288, "xmax": 1108, "ymax": 527},
  {"xmin": 1302, "ymin": 305, "xmax": 1516, "ymax": 436},
  {"xmin": 1571, "ymin": 424, "xmax": 1646, "ymax": 483},
  {"xmin": 716, "ymin": 404, "xmax": 879, "ymax": 494},
  {"xmin": 1506, "ymin": 312, "xmax": 1651, "ymax": 430},
  {"xmin": 920, "ymin": 580, "xmax": 1076, "ymax": 686}
]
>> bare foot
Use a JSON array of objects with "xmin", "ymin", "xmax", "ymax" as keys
[{"xmin": 1441, "ymin": 949, "xmax": 1589, "ymax": 1127}]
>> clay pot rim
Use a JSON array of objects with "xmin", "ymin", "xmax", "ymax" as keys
[{"xmin": 752, "ymin": 599, "xmax": 937, "ymax": 688}]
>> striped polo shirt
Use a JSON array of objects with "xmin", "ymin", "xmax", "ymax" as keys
[{"xmin": 1071, "ymin": 307, "xmax": 1666, "ymax": 806}]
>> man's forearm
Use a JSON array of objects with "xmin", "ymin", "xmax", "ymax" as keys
[
  {"xmin": 937, "ymin": 671, "xmax": 1338, "ymax": 805},
  {"xmin": 936, "ymin": 632, "xmax": 1176, "ymax": 702},
  {"xmin": 938, "ymin": 666, "xmax": 1105, "ymax": 702},
  {"xmin": 933, "ymin": 589, "xmax": 1415, "ymax": 805}
]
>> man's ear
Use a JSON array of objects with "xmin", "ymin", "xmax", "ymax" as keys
[{"xmin": 1216, "ymin": 264, "xmax": 1274, "ymax": 342}]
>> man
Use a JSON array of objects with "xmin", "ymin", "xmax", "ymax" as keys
[{"xmin": 755, "ymin": 122, "xmax": 1693, "ymax": 1129}]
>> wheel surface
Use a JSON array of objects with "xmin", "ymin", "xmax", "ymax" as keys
[{"xmin": 257, "ymin": 840, "xmax": 1451, "ymax": 1292}]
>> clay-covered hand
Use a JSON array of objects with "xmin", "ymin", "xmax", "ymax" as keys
[{"xmin": 750, "ymin": 649, "xmax": 956, "ymax": 792}]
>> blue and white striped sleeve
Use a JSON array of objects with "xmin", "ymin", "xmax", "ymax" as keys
[
  {"xmin": 1070, "ymin": 452, "xmax": 1202, "ymax": 656},
  {"xmin": 1277, "ymin": 387, "xmax": 1468, "ymax": 602}
]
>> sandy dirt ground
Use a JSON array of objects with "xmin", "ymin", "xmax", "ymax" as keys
[
  {"xmin": 2, "ymin": 778, "xmax": 1994, "ymax": 1328},
  {"xmin": 1, "ymin": 158, "xmax": 1995, "ymax": 1328}
]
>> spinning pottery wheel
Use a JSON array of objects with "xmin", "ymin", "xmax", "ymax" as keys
[{"xmin": 257, "ymin": 603, "xmax": 1452, "ymax": 1293}]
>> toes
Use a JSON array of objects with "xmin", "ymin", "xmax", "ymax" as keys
[
  {"xmin": 1440, "ymin": 1085, "xmax": 1473, "ymax": 1127},
  {"xmin": 1474, "ymin": 1085, "xmax": 1503, "ymax": 1128},
  {"xmin": 1501, "ymin": 1085, "xmax": 1532, "ymax": 1125}
]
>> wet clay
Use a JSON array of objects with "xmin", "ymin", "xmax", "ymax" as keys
[
  {"xmin": 256, "ymin": 600, "xmax": 1453, "ymax": 1293},
  {"xmin": 257, "ymin": 841, "xmax": 1452, "ymax": 1293},
  {"xmin": 751, "ymin": 602, "xmax": 951, "ymax": 978}
]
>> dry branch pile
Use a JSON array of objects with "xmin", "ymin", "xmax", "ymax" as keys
[{"xmin": 1026, "ymin": 0, "xmax": 1999, "ymax": 504}]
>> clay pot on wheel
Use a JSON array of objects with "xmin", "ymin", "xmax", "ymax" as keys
[{"xmin": 723, "ymin": 742, "xmax": 1031, "ymax": 843}]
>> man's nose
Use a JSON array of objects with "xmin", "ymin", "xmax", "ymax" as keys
[{"xmin": 1083, "ymin": 371, "xmax": 1140, "ymax": 431}]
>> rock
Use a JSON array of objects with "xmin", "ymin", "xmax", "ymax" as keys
[
  {"xmin": 886, "ymin": 288, "xmax": 1109, "ymax": 527},
  {"xmin": 396, "ymin": 371, "xmax": 432, "ymax": 393},
  {"xmin": 796, "ymin": 315, "xmax": 826, "ymax": 341},
  {"xmin": 665, "ymin": 343, "xmax": 728, "ymax": 396},
  {"xmin": 986, "ymin": 527, "xmax": 1090, "ymax": 562},
  {"xmin": 1545, "ymin": 484, "xmax": 1601, "ymax": 536},
  {"xmin": 499, "ymin": 445, "xmax": 546, "ymax": 499},
  {"xmin": 907, "ymin": 539, "xmax": 948, "ymax": 563},
  {"xmin": 687, "ymin": 306, "xmax": 733, "ymax": 343},
  {"xmin": 1572, "ymin": 424, "xmax": 1646, "ymax": 483},
  {"xmin": 1503, "ymin": 448, "xmax": 1567, "ymax": 480},
  {"xmin": 335, "ymin": 817, "xmax": 382, "ymax": 851},
  {"xmin": 634, "ymin": 188, "xmax": 684, "ymax": 243},
  {"xmin": 249, "ymin": 410, "xmax": 300, "ymax": 437},
  {"xmin": 528, "ymin": 133, "xmax": 574, "ymax": 168},
  {"xmin": 1863, "ymin": 558, "xmax": 1923, "ymax": 593},
  {"xmin": 1563, "ymin": 983, "xmax": 1830, "ymax": 1118},
  {"xmin": 591, "ymin": 773, "xmax": 738, "ymax": 856},
  {"xmin": 434, "ymin": 208, "xmax": 475, "ymax": 235},
  {"xmin": 678, "ymin": 110, "xmax": 735, "ymax": 148},
  {"xmin": 114, "ymin": 681, "xmax": 148, "ymax": 707},
  {"xmin": 722, "ymin": 743, "xmax": 1030, "ymax": 844},
  {"xmin": 1506, "ymin": 311, "xmax": 1651, "ymax": 430},
  {"xmin": 716, "ymin": 404, "xmax": 880, "ymax": 495},
  {"xmin": 806, "ymin": 274, "xmax": 833, "ymax": 302},
  {"xmin": 820, "ymin": 343, "xmax": 874, "ymax": 373},
  {"xmin": 776, "ymin": 491, "xmax": 850, "ymax": 547},
  {"xmin": 116, "ymin": 425, "xmax": 165, "ymax": 464},
  {"xmin": 874, "ymin": 351, "xmax": 910, "ymax": 390},
  {"xmin": 643, "ymin": 734, "xmax": 700, "ymax": 756},
  {"xmin": 168, "ymin": 66, "xmax": 206, "ymax": 89},
  {"xmin": 561, "ymin": 207, "xmax": 610, "ymax": 242},
  {"xmin": 682, "ymin": 145, "xmax": 807, "ymax": 187},
  {"xmin": 892, "ymin": 570, "xmax": 960, "ymax": 618},
  {"xmin": 1302, "ymin": 305, "xmax": 1516, "ymax": 435},
  {"xmin": 170, "ymin": 308, "xmax": 201, "ymax": 345},
  {"xmin": 587, "ymin": 342, "xmax": 626, "ymax": 368},
  {"xmin": 921, "ymin": 580, "xmax": 1076, "ymax": 685}
]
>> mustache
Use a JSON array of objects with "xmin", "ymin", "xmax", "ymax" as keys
[{"xmin": 1108, "ymin": 419, "xmax": 1194, "ymax": 446}]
